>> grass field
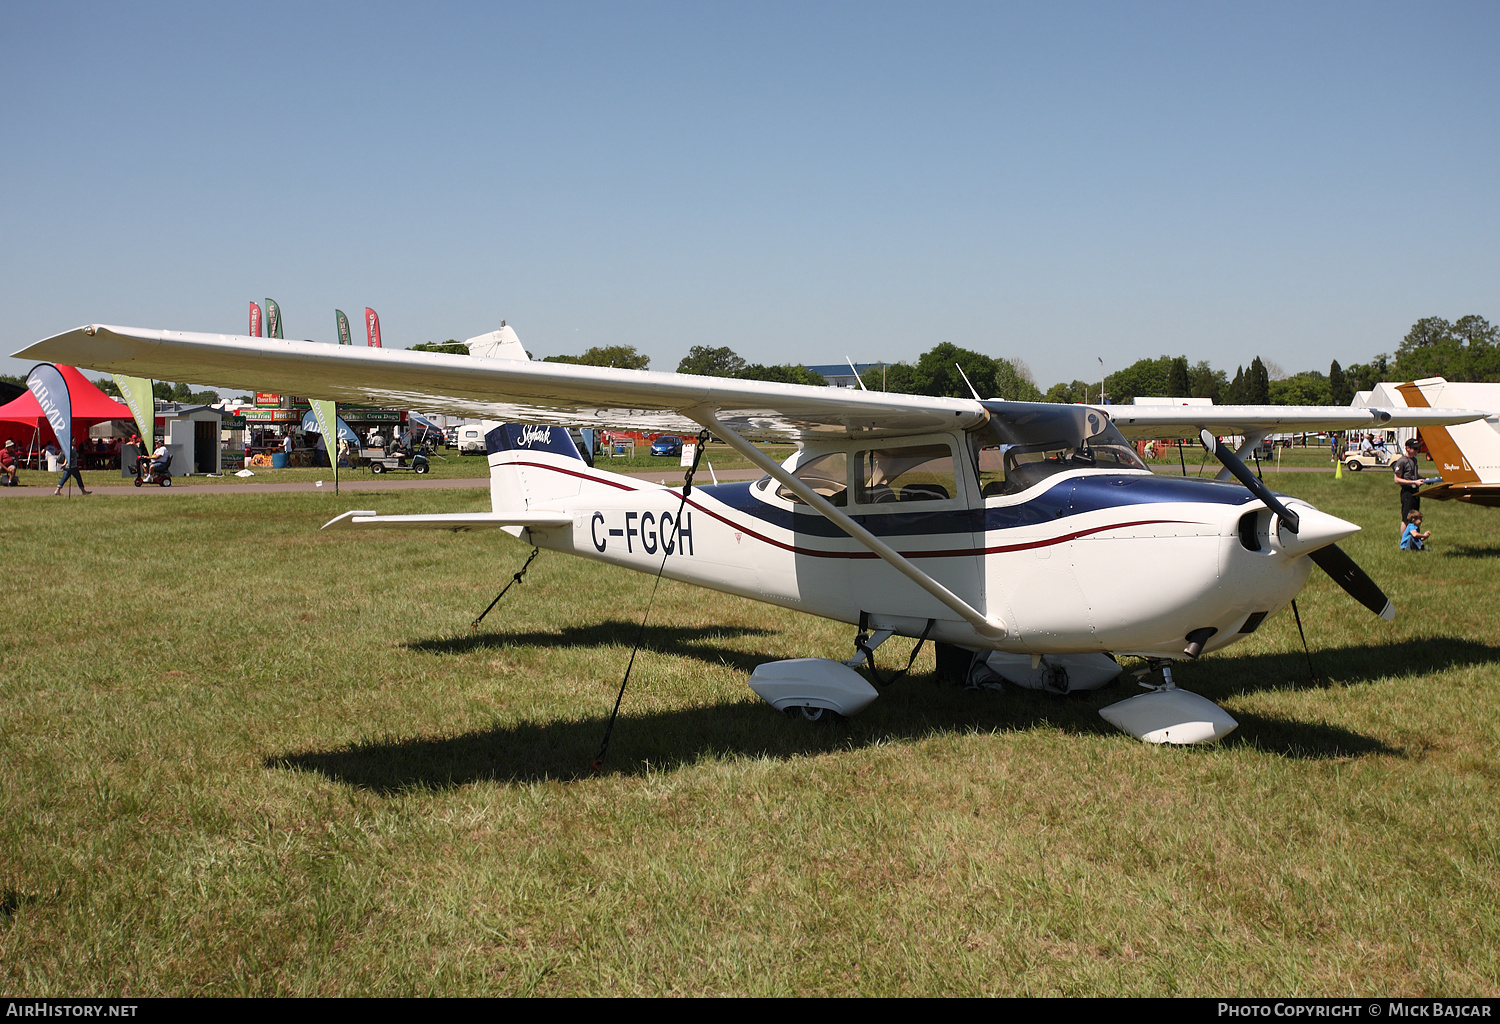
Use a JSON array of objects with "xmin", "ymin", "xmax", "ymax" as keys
[{"xmin": 1, "ymin": 467, "xmax": 1497, "ymax": 996}]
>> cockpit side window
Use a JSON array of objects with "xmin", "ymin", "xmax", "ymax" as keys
[
  {"xmin": 852, "ymin": 444, "xmax": 958, "ymax": 505},
  {"xmin": 774, "ymin": 451, "xmax": 849, "ymax": 506}
]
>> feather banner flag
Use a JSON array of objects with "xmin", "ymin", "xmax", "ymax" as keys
[
  {"xmin": 335, "ymin": 310, "xmax": 353, "ymax": 346},
  {"xmin": 112, "ymin": 374, "xmax": 154, "ymax": 454},
  {"xmin": 25, "ymin": 363, "xmax": 72, "ymax": 460},
  {"xmin": 308, "ymin": 398, "xmax": 339, "ymax": 494},
  {"xmin": 249, "ymin": 302, "xmax": 263, "ymax": 337},
  {"xmin": 266, "ymin": 298, "xmax": 283, "ymax": 339},
  {"xmin": 364, "ymin": 308, "xmax": 383, "ymax": 348}
]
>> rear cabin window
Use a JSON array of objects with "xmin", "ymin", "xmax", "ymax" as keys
[{"xmin": 852, "ymin": 444, "xmax": 957, "ymax": 505}]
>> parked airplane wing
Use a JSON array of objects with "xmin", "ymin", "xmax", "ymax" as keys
[
  {"xmin": 1106, "ymin": 404, "xmax": 1484, "ymax": 438},
  {"xmin": 14, "ymin": 325, "xmax": 987, "ymax": 441}
]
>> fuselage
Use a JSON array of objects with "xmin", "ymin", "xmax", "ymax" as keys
[{"xmin": 493, "ymin": 426, "xmax": 1332, "ymax": 661}]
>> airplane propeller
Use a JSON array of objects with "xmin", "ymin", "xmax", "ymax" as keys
[{"xmin": 1199, "ymin": 429, "xmax": 1394, "ymax": 621}]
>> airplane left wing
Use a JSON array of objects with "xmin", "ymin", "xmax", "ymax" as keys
[{"xmin": 14, "ymin": 325, "xmax": 987, "ymax": 441}]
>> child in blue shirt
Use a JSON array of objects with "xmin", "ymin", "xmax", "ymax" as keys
[{"xmin": 1400, "ymin": 510, "xmax": 1430, "ymax": 551}]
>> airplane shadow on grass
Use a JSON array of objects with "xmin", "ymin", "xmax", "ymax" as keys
[
  {"xmin": 270, "ymin": 636, "xmax": 1499, "ymax": 792},
  {"xmin": 1441, "ymin": 544, "xmax": 1500, "ymax": 559},
  {"xmin": 405, "ymin": 621, "xmax": 778, "ymax": 676}
]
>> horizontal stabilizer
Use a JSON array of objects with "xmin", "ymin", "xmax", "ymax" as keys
[{"xmin": 321, "ymin": 510, "xmax": 572, "ymax": 532}]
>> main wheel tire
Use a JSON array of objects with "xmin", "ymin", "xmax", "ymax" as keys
[{"xmin": 785, "ymin": 705, "xmax": 842, "ymax": 724}]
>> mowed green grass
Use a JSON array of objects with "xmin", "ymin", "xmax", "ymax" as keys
[{"xmin": 1, "ymin": 469, "xmax": 1497, "ymax": 996}]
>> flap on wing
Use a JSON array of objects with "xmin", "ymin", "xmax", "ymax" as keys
[{"xmin": 321, "ymin": 510, "xmax": 572, "ymax": 532}]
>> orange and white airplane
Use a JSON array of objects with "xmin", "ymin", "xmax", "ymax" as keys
[{"xmin": 1385, "ymin": 378, "xmax": 1500, "ymax": 507}]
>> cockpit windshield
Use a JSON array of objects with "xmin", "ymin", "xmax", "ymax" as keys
[{"xmin": 972, "ymin": 401, "xmax": 1147, "ymax": 498}]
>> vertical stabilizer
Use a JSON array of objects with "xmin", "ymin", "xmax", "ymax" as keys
[
  {"xmin": 466, "ymin": 323, "xmax": 528, "ymax": 361},
  {"xmin": 1396, "ymin": 379, "xmax": 1495, "ymax": 484},
  {"xmin": 484, "ymin": 422, "xmax": 597, "ymax": 532}
]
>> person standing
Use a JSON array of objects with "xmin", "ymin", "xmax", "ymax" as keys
[
  {"xmin": 52, "ymin": 441, "xmax": 90, "ymax": 496},
  {"xmin": 1392, "ymin": 437, "xmax": 1440, "ymax": 524}
]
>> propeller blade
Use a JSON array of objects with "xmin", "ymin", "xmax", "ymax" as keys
[
  {"xmin": 1309, "ymin": 544, "xmax": 1395, "ymax": 621},
  {"xmin": 1199, "ymin": 429, "xmax": 1300, "ymax": 533}
]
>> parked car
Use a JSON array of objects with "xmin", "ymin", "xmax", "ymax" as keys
[{"xmin": 650, "ymin": 435, "xmax": 683, "ymax": 457}]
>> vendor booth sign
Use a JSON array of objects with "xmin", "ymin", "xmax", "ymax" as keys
[
  {"xmin": 112, "ymin": 373, "xmax": 154, "ymax": 453},
  {"xmin": 25, "ymin": 364, "xmax": 72, "ymax": 458}
]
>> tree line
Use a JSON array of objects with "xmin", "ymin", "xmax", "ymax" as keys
[{"xmin": 408, "ymin": 312, "xmax": 1499, "ymax": 406}]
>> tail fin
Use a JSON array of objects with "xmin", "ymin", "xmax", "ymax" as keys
[
  {"xmin": 465, "ymin": 322, "xmax": 527, "ymax": 361},
  {"xmin": 485, "ymin": 422, "xmax": 610, "ymax": 521},
  {"xmin": 1396, "ymin": 380, "xmax": 1495, "ymax": 484}
]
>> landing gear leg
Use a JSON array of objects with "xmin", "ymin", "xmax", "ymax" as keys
[{"xmin": 1131, "ymin": 658, "xmax": 1177, "ymax": 692}]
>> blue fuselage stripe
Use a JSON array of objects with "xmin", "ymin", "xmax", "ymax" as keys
[{"xmin": 694, "ymin": 474, "xmax": 1257, "ymax": 539}]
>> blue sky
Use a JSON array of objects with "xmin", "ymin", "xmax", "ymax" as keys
[{"xmin": 3, "ymin": 1, "xmax": 1496, "ymax": 390}]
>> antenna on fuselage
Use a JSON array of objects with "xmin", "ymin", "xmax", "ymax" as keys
[
  {"xmin": 845, "ymin": 357, "xmax": 868, "ymax": 391},
  {"xmin": 955, "ymin": 363, "xmax": 982, "ymax": 400}
]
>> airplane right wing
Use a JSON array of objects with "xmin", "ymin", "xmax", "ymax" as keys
[{"xmin": 1105, "ymin": 404, "xmax": 1484, "ymax": 439}]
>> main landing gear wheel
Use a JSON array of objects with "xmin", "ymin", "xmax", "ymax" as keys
[{"xmin": 786, "ymin": 705, "xmax": 842, "ymax": 724}]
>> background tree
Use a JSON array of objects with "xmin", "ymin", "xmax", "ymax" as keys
[
  {"xmin": 1044, "ymin": 379, "xmax": 1093, "ymax": 404},
  {"xmin": 1344, "ymin": 355, "xmax": 1388, "ymax": 394},
  {"xmin": 542, "ymin": 345, "xmax": 650, "ymax": 369},
  {"xmin": 1328, "ymin": 360, "xmax": 1352, "ymax": 405},
  {"xmin": 410, "ymin": 340, "xmax": 471, "ymax": 356},
  {"xmin": 1167, "ymin": 356, "xmax": 1191, "ymax": 397},
  {"xmin": 862, "ymin": 361, "xmax": 918, "ymax": 393},
  {"xmin": 861, "ymin": 344, "xmax": 1042, "ymax": 401},
  {"xmin": 1190, "ymin": 361, "xmax": 1225, "ymax": 402},
  {"xmin": 738, "ymin": 364, "xmax": 826, "ymax": 386},
  {"xmin": 1101, "ymin": 355, "xmax": 1177, "ymax": 404},
  {"xmin": 1247, "ymin": 356, "xmax": 1271, "ymax": 404},
  {"xmin": 1223, "ymin": 366, "xmax": 1247, "ymax": 404},
  {"xmin": 1392, "ymin": 314, "xmax": 1500, "ymax": 381},
  {"xmin": 676, "ymin": 345, "xmax": 747, "ymax": 377},
  {"xmin": 1269, "ymin": 370, "xmax": 1331, "ymax": 406},
  {"xmin": 150, "ymin": 381, "xmax": 219, "ymax": 404}
]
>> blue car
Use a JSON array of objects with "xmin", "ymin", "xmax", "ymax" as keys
[{"xmin": 650, "ymin": 435, "xmax": 683, "ymax": 457}]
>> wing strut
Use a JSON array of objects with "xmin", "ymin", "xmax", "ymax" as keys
[{"xmin": 694, "ymin": 410, "xmax": 1008, "ymax": 639}]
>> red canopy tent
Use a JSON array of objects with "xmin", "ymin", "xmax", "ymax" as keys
[{"xmin": 0, "ymin": 365, "xmax": 135, "ymax": 454}]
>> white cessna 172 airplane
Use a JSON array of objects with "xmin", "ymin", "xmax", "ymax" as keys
[{"xmin": 14, "ymin": 324, "xmax": 1483, "ymax": 744}]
